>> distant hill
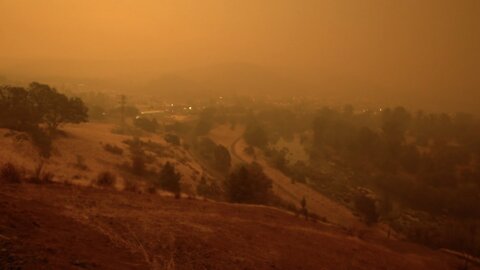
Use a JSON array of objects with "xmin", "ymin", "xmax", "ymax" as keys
[{"xmin": 145, "ymin": 62, "xmax": 314, "ymax": 99}]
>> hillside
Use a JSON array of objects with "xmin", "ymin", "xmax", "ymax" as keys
[
  {"xmin": 209, "ymin": 125, "xmax": 362, "ymax": 229},
  {"xmin": 0, "ymin": 123, "xmax": 207, "ymax": 194},
  {"xmin": 0, "ymin": 123, "xmax": 477, "ymax": 270},
  {"xmin": 0, "ymin": 182, "xmax": 471, "ymax": 270}
]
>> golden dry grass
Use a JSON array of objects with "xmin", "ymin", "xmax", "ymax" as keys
[{"xmin": 0, "ymin": 123, "xmax": 205, "ymax": 194}]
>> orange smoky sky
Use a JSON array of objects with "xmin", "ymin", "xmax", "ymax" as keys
[{"xmin": 0, "ymin": 0, "xmax": 479, "ymax": 110}]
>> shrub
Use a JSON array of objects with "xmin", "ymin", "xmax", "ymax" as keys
[
  {"xmin": 124, "ymin": 180, "xmax": 140, "ymax": 193},
  {"xmin": 134, "ymin": 117, "xmax": 159, "ymax": 133},
  {"xmin": 104, "ymin": 144, "xmax": 124, "ymax": 155},
  {"xmin": 146, "ymin": 184, "xmax": 157, "ymax": 194},
  {"xmin": 354, "ymin": 193, "xmax": 379, "ymax": 225},
  {"xmin": 41, "ymin": 172, "xmax": 54, "ymax": 183},
  {"xmin": 96, "ymin": 171, "xmax": 116, "ymax": 187},
  {"xmin": 0, "ymin": 163, "xmax": 22, "ymax": 183},
  {"xmin": 164, "ymin": 134, "xmax": 180, "ymax": 146},
  {"xmin": 28, "ymin": 172, "xmax": 54, "ymax": 184},
  {"xmin": 131, "ymin": 152, "xmax": 146, "ymax": 175},
  {"xmin": 196, "ymin": 176, "xmax": 222, "ymax": 199},
  {"xmin": 75, "ymin": 155, "xmax": 88, "ymax": 170},
  {"xmin": 28, "ymin": 162, "xmax": 54, "ymax": 184},
  {"xmin": 157, "ymin": 162, "xmax": 181, "ymax": 198},
  {"xmin": 126, "ymin": 138, "xmax": 146, "ymax": 175}
]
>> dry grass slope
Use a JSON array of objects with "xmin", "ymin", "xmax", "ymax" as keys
[{"xmin": 0, "ymin": 183, "xmax": 473, "ymax": 270}]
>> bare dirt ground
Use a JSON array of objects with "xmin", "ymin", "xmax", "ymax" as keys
[
  {"xmin": 209, "ymin": 125, "xmax": 362, "ymax": 229},
  {"xmin": 0, "ymin": 182, "xmax": 472, "ymax": 270}
]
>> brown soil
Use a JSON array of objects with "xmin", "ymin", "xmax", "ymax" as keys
[{"xmin": 0, "ymin": 183, "xmax": 473, "ymax": 270}]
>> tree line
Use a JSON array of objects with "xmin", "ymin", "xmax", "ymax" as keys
[{"xmin": 0, "ymin": 82, "xmax": 88, "ymax": 156}]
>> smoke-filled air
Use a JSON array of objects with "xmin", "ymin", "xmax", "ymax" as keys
[{"xmin": 1, "ymin": 1, "xmax": 480, "ymax": 269}]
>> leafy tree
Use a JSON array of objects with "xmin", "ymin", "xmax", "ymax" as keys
[
  {"xmin": 134, "ymin": 117, "xmax": 159, "ymax": 132},
  {"xmin": 354, "ymin": 193, "xmax": 379, "ymax": 225},
  {"xmin": 128, "ymin": 137, "xmax": 146, "ymax": 175},
  {"xmin": 381, "ymin": 106, "xmax": 411, "ymax": 146},
  {"xmin": 195, "ymin": 117, "xmax": 213, "ymax": 136},
  {"xmin": 197, "ymin": 176, "xmax": 211, "ymax": 197},
  {"xmin": 214, "ymin": 144, "xmax": 231, "ymax": 173},
  {"xmin": 158, "ymin": 161, "xmax": 181, "ymax": 198},
  {"xmin": 194, "ymin": 107, "xmax": 216, "ymax": 135},
  {"xmin": 0, "ymin": 86, "xmax": 39, "ymax": 130},
  {"xmin": 266, "ymin": 147, "xmax": 289, "ymax": 172},
  {"xmin": 196, "ymin": 137, "xmax": 217, "ymax": 158},
  {"xmin": 225, "ymin": 163, "xmax": 272, "ymax": 204},
  {"xmin": 0, "ymin": 83, "xmax": 88, "ymax": 156},
  {"xmin": 0, "ymin": 163, "xmax": 22, "ymax": 183},
  {"xmin": 244, "ymin": 122, "xmax": 268, "ymax": 148},
  {"xmin": 28, "ymin": 82, "xmax": 88, "ymax": 132},
  {"xmin": 196, "ymin": 175, "xmax": 221, "ymax": 199}
]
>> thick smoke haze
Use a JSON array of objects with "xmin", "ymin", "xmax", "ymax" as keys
[{"xmin": 1, "ymin": 0, "xmax": 479, "ymax": 112}]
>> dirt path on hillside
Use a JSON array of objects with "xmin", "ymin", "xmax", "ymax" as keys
[{"xmin": 209, "ymin": 125, "xmax": 362, "ymax": 229}]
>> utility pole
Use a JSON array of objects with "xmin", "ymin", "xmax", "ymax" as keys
[{"xmin": 119, "ymin": 95, "xmax": 126, "ymax": 133}]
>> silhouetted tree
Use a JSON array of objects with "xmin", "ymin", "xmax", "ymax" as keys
[
  {"xmin": 244, "ymin": 122, "xmax": 268, "ymax": 148},
  {"xmin": 354, "ymin": 193, "xmax": 379, "ymax": 225},
  {"xmin": 225, "ymin": 163, "xmax": 272, "ymax": 204},
  {"xmin": 196, "ymin": 137, "xmax": 217, "ymax": 158},
  {"xmin": 381, "ymin": 106, "xmax": 411, "ymax": 147},
  {"xmin": 0, "ymin": 163, "xmax": 22, "ymax": 183},
  {"xmin": 196, "ymin": 175, "xmax": 221, "ymax": 199},
  {"xmin": 267, "ymin": 147, "xmax": 289, "ymax": 172},
  {"xmin": 194, "ymin": 107, "xmax": 216, "ymax": 136},
  {"xmin": 134, "ymin": 117, "xmax": 159, "ymax": 132},
  {"xmin": 0, "ymin": 86, "xmax": 40, "ymax": 130},
  {"xmin": 28, "ymin": 82, "xmax": 88, "ymax": 132},
  {"xmin": 129, "ymin": 137, "xmax": 146, "ymax": 175},
  {"xmin": 214, "ymin": 144, "xmax": 231, "ymax": 173},
  {"xmin": 0, "ymin": 83, "xmax": 88, "ymax": 156},
  {"xmin": 158, "ymin": 161, "xmax": 181, "ymax": 198},
  {"xmin": 195, "ymin": 117, "xmax": 213, "ymax": 135}
]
